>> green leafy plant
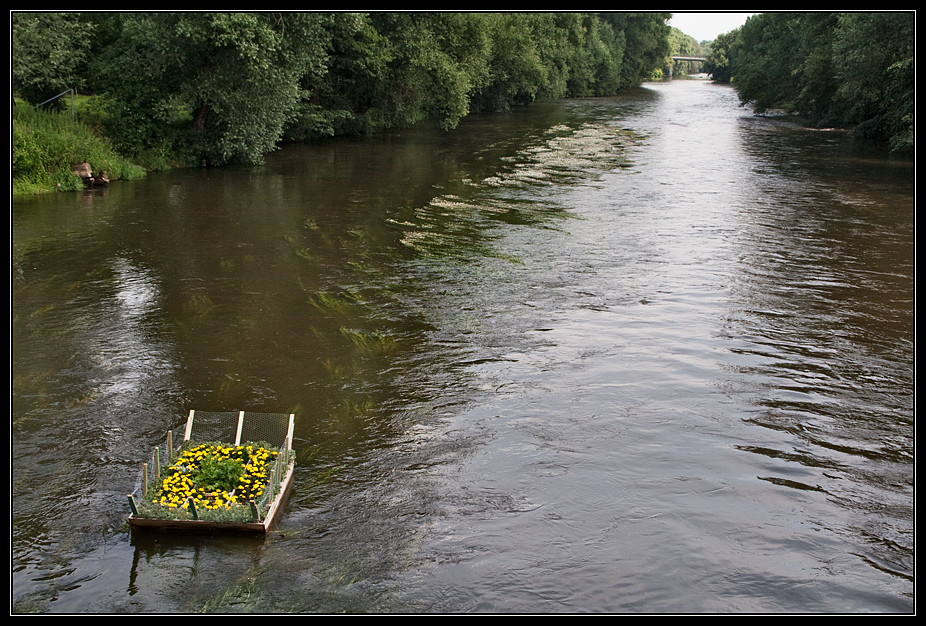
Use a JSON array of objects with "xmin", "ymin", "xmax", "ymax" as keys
[{"xmin": 191, "ymin": 454, "xmax": 246, "ymax": 493}]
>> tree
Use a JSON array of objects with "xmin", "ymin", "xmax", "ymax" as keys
[
  {"xmin": 563, "ymin": 13, "xmax": 624, "ymax": 97},
  {"xmin": 470, "ymin": 12, "xmax": 547, "ymax": 112},
  {"xmin": 664, "ymin": 27, "xmax": 704, "ymax": 77},
  {"xmin": 95, "ymin": 12, "xmax": 331, "ymax": 166},
  {"xmin": 11, "ymin": 12, "xmax": 94, "ymax": 108},
  {"xmin": 712, "ymin": 11, "xmax": 914, "ymax": 152},
  {"xmin": 791, "ymin": 13, "xmax": 842, "ymax": 125},
  {"xmin": 731, "ymin": 13, "xmax": 804, "ymax": 114},
  {"xmin": 833, "ymin": 12, "xmax": 914, "ymax": 150},
  {"xmin": 587, "ymin": 17, "xmax": 624, "ymax": 96},
  {"xmin": 362, "ymin": 13, "xmax": 492, "ymax": 132},
  {"xmin": 289, "ymin": 13, "xmax": 391, "ymax": 139},
  {"xmin": 15, "ymin": 12, "xmax": 680, "ymax": 168},
  {"xmin": 599, "ymin": 13, "xmax": 671, "ymax": 89},
  {"xmin": 703, "ymin": 28, "xmax": 740, "ymax": 84},
  {"xmin": 470, "ymin": 12, "xmax": 628, "ymax": 112}
]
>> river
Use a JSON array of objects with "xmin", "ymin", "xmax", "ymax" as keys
[{"xmin": 11, "ymin": 78, "xmax": 914, "ymax": 614}]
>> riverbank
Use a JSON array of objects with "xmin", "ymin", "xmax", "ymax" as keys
[{"xmin": 11, "ymin": 102, "xmax": 147, "ymax": 197}]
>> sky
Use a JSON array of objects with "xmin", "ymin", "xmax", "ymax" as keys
[{"xmin": 667, "ymin": 12, "xmax": 756, "ymax": 43}]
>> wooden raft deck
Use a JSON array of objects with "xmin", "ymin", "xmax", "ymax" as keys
[
  {"xmin": 127, "ymin": 410, "xmax": 296, "ymax": 534},
  {"xmin": 128, "ymin": 459, "xmax": 295, "ymax": 533}
]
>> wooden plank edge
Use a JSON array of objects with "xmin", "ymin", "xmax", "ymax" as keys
[
  {"xmin": 128, "ymin": 516, "xmax": 267, "ymax": 533},
  {"xmin": 261, "ymin": 460, "xmax": 296, "ymax": 531}
]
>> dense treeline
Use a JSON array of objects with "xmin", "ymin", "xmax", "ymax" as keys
[
  {"xmin": 704, "ymin": 12, "xmax": 914, "ymax": 152},
  {"xmin": 12, "ymin": 11, "xmax": 671, "ymax": 171}
]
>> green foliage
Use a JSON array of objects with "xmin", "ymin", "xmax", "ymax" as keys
[
  {"xmin": 352, "ymin": 13, "xmax": 492, "ymax": 132},
  {"xmin": 92, "ymin": 12, "xmax": 332, "ymax": 167},
  {"xmin": 11, "ymin": 104, "xmax": 146, "ymax": 196},
  {"xmin": 294, "ymin": 12, "xmax": 664, "ymax": 135},
  {"xmin": 733, "ymin": 13, "xmax": 803, "ymax": 114},
  {"xmin": 664, "ymin": 27, "xmax": 705, "ymax": 77},
  {"xmin": 11, "ymin": 10, "xmax": 911, "ymax": 192},
  {"xmin": 599, "ymin": 13, "xmax": 672, "ymax": 90},
  {"xmin": 706, "ymin": 12, "xmax": 914, "ymax": 152},
  {"xmin": 11, "ymin": 12, "xmax": 94, "ymax": 108},
  {"xmin": 287, "ymin": 13, "xmax": 390, "ymax": 139},
  {"xmin": 12, "ymin": 12, "xmax": 677, "ymax": 178},
  {"xmin": 469, "ymin": 13, "xmax": 546, "ymax": 112},
  {"xmin": 703, "ymin": 28, "xmax": 740, "ymax": 84},
  {"xmin": 191, "ymin": 455, "xmax": 246, "ymax": 493},
  {"xmin": 103, "ymin": 11, "xmax": 673, "ymax": 157},
  {"xmin": 832, "ymin": 12, "xmax": 914, "ymax": 151},
  {"xmin": 470, "ymin": 13, "xmax": 638, "ymax": 112}
]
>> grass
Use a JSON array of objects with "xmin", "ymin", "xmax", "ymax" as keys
[{"xmin": 12, "ymin": 100, "xmax": 146, "ymax": 197}]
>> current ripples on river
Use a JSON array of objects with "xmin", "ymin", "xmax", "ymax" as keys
[{"xmin": 11, "ymin": 79, "xmax": 913, "ymax": 613}]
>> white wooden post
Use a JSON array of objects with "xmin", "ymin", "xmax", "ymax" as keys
[
  {"xmin": 184, "ymin": 409, "xmax": 195, "ymax": 442},
  {"xmin": 235, "ymin": 411, "xmax": 245, "ymax": 446}
]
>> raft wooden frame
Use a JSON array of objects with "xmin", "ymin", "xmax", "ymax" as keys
[{"xmin": 127, "ymin": 410, "xmax": 296, "ymax": 534}]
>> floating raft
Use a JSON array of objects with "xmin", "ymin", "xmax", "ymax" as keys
[{"xmin": 127, "ymin": 410, "xmax": 295, "ymax": 534}]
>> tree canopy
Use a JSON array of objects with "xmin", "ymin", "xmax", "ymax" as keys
[
  {"xmin": 13, "ymin": 12, "xmax": 912, "ymax": 166},
  {"xmin": 703, "ymin": 12, "xmax": 914, "ymax": 152},
  {"xmin": 89, "ymin": 12, "xmax": 331, "ymax": 166},
  {"xmin": 11, "ymin": 13, "xmax": 94, "ymax": 108},
  {"xmin": 11, "ymin": 11, "xmax": 673, "ymax": 168}
]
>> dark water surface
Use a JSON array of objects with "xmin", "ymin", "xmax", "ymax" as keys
[{"xmin": 11, "ymin": 79, "xmax": 914, "ymax": 613}]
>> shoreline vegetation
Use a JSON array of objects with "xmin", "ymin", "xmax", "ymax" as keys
[
  {"xmin": 12, "ymin": 102, "xmax": 147, "ymax": 196},
  {"xmin": 11, "ymin": 12, "xmax": 914, "ymax": 199}
]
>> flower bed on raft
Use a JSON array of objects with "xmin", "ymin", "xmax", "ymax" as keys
[{"xmin": 132, "ymin": 441, "xmax": 286, "ymax": 524}]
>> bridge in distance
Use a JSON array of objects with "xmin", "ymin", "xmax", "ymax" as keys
[{"xmin": 670, "ymin": 55, "xmax": 707, "ymax": 77}]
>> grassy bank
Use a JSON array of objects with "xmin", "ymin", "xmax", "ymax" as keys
[{"xmin": 12, "ymin": 100, "xmax": 147, "ymax": 197}]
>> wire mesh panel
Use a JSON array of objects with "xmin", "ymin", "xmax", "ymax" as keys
[
  {"xmin": 239, "ymin": 412, "xmax": 294, "ymax": 449},
  {"xmin": 183, "ymin": 410, "xmax": 294, "ymax": 449},
  {"xmin": 183, "ymin": 410, "xmax": 239, "ymax": 445}
]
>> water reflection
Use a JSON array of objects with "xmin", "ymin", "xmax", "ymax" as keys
[{"xmin": 126, "ymin": 532, "xmax": 267, "ymax": 610}]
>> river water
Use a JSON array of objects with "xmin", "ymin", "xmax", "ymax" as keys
[{"xmin": 11, "ymin": 79, "xmax": 914, "ymax": 614}]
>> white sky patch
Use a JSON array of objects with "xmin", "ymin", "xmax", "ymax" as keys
[{"xmin": 668, "ymin": 12, "xmax": 757, "ymax": 43}]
